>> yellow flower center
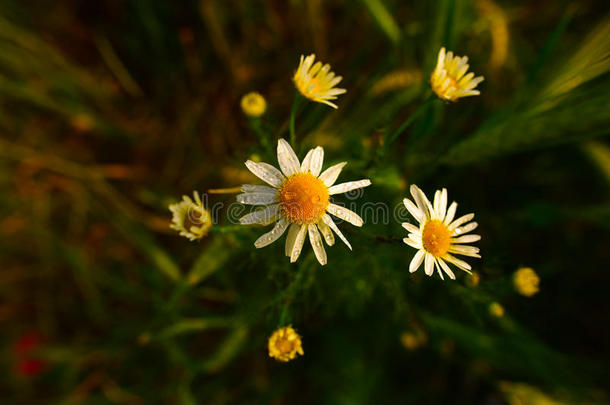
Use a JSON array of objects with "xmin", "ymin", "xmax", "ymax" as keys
[
  {"xmin": 422, "ymin": 220, "xmax": 451, "ymax": 257},
  {"xmin": 275, "ymin": 337, "xmax": 297, "ymax": 354},
  {"xmin": 278, "ymin": 173, "xmax": 329, "ymax": 224}
]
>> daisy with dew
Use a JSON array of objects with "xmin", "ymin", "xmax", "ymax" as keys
[
  {"xmin": 430, "ymin": 47, "xmax": 484, "ymax": 102},
  {"xmin": 237, "ymin": 138, "xmax": 371, "ymax": 265},
  {"xmin": 268, "ymin": 326, "xmax": 304, "ymax": 362},
  {"xmin": 293, "ymin": 54, "xmax": 346, "ymax": 109},
  {"xmin": 402, "ymin": 185, "xmax": 481, "ymax": 280},
  {"xmin": 169, "ymin": 191, "xmax": 212, "ymax": 241}
]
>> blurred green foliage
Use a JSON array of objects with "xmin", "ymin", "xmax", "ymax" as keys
[{"xmin": 0, "ymin": 0, "xmax": 609, "ymax": 404}]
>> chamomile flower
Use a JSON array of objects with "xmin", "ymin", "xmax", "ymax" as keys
[
  {"xmin": 268, "ymin": 326, "xmax": 304, "ymax": 362},
  {"xmin": 293, "ymin": 54, "xmax": 346, "ymax": 109},
  {"xmin": 237, "ymin": 138, "xmax": 371, "ymax": 265},
  {"xmin": 240, "ymin": 92, "xmax": 266, "ymax": 117},
  {"xmin": 430, "ymin": 47, "xmax": 484, "ymax": 102},
  {"xmin": 402, "ymin": 185, "xmax": 481, "ymax": 280},
  {"xmin": 169, "ymin": 191, "xmax": 212, "ymax": 241}
]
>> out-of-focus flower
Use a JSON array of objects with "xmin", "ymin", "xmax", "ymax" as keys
[
  {"xmin": 431, "ymin": 47, "xmax": 484, "ymax": 101},
  {"xmin": 466, "ymin": 272, "xmax": 480, "ymax": 287},
  {"xmin": 500, "ymin": 381, "xmax": 571, "ymax": 405},
  {"xmin": 513, "ymin": 267, "xmax": 540, "ymax": 297},
  {"xmin": 237, "ymin": 138, "xmax": 371, "ymax": 265},
  {"xmin": 489, "ymin": 302, "xmax": 505, "ymax": 317},
  {"xmin": 402, "ymin": 185, "xmax": 481, "ymax": 280},
  {"xmin": 293, "ymin": 54, "xmax": 346, "ymax": 109},
  {"xmin": 13, "ymin": 333, "xmax": 46, "ymax": 377},
  {"xmin": 400, "ymin": 330, "xmax": 427, "ymax": 350},
  {"xmin": 268, "ymin": 326, "xmax": 304, "ymax": 362},
  {"xmin": 240, "ymin": 92, "xmax": 267, "ymax": 117},
  {"xmin": 169, "ymin": 191, "xmax": 212, "ymax": 241}
]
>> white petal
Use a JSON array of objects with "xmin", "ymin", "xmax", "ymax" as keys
[
  {"xmin": 326, "ymin": 203, "xmax": 363, "ymax": 227},
  {"xmin": 410, "ymin": 185, "xmax": 432, "ymax": 219},
  {"xmin": 254, "ymin": 218, "xmax": 289, "ymax": 248},
  {"xmin": 449, "ymin": 213, "xmax": 475, "ymax": 230},
  {"xmin": 424, "ymin": 253, "xmax": 434, "ymax": 276},
  {"xmin": 443, "ymin": 254, "xmax": 472, "ymax": 273},
  {"xmin": 437, "ymin": 258, "xmax": 456, "ymax": 280},
  {"xmin": 433, "ymin": 190, "xmax": 442, "ymax": 219},
  {"xmin": 241, "ymin": 184, "xmax": 277, "ymax": 194},
  {"xmin": 317, "ymin": 220, "xmax": 335, "ymax": 246},
  {"xmin": 444, "ymin": 202, "xmax": 458, "ymax": 225},
  {"xmin": 454, "ymin": 222, "xmax": 478, "ymax": 235},
  {"xmin": 277, "ymin": 138, "xmax": 301, "ymax": 176},
  {"xmin": 328, "ymin": 179, "xmax": 371, "ymax": 195},
  {"xmin": 448, "ymin": 245, "xmax": 480, "ymax": 258},
  {"xmin": 438, "ymin": 188, "xmax": 448, "ymax": 220},
  {"xmin": 290, "ymin": 225, "xmax": 308, "ymax": 262},
  {"xmin": 285, "ymin": 223, "xmax": 301, "ymax": 256},
  {"xmin": 402, "ymin": 222, "xmax": 419, "ymax": 233},
  {"xmin": 245, "ymin": 160, "xmax": 284, "ymax": 187},
  {"xmin": 451, "ymin": 234, "xmax": 480, "ymax": 244},
  {"xmin": 301, "ymin": 146, "xmax": 324, "ymax": 177},
  {"xmin": 322, "ymin": 214, "xmax": 351, "ymax": 250},
  {"xmin": 236, "ymin": 193, "xmax": 277, "ymax": 205},
  {"xmin": 239, "ymin": 204, "xmax": 279, "ymax": 225},
  {"xmin": 403, "ymin": 237, "xmax": 421, "ymax": 249},
  {"xmin": 409, "ymin": 250, "xmax": 425, "ymax": 273},
  {"xmin": 308, "ymin": 224, "xmax": 327, "ymax": 265},
  {"xmin": 434, "ymin": 259, "xmax": 445, "ymax": 280},
  {"xmin": 403, "ymin": 198, "xmax": 424, "ymax": 223},
  {"xmin": 318, "ymin": 162, "xmax": 347, "ymax": 187}
]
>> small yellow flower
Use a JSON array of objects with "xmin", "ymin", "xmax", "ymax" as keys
[
  {"xmin": 400, "ymin": 331, "xmax": 427, "ymax": 350},
  {"xmin": 513, "ymin": 267, "xmax": 540, "ymax": 297},
  {"xmin": 489, "ymin": 302, "xmax": 505, "ymax": 317},
  {"xmin": 169, "ymin": 191, "xmax": 212, "ymax": 241},
  {"xmin": 293, "ymin": 54, "xmax": 346, "ymax": 109},
  {"xmin": 431, "ymin": 47, "xmax": 484, "ymax": 101},
  {"xmin": 240, "ymin": 92, "xmax": 267, "ymax": 117},
  {"xmin": 268, "ymin": 326, "xmax": 304, "ymax": 362}
]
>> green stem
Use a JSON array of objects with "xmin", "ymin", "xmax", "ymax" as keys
[
  {"xmin": 289, "ymin": 94, "xmax": 303, "ymax": 147},
  {"xmin": 384, "ymin": 96, "xmax": 435, "ymax": 148},
  {"xmin": 251, "ymin": 118, "xmax": 273, "ymax": 158}
]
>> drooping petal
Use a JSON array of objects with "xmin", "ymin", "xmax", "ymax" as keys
[
  {"xmin": 254, "ymin": 218, "xmax": 289, "ymax": 248},
  {"xmin": 318, "ymin": 162, "xmax": 347, "ymax": 187},
  {"xmin": 290, "ymin": 225, "xmax": 308, "ymax": 262},
  {"xmin": 424, "ymin": 253, "xmax": 434, "ymax": 276},
  {"xmin": 326, "ymin": 203, "xmax": 363, "ymax": 227},
  {"xmin": 277, "ymin": 138, "xmax": 301, "ymax": 176},
  {"xmin": 317, "ymin": 220, "xmax": 335, "ymax": 246},
  {"xmin": 321, "ymin": 214, "xmax": 352, "ymax": 250},
  {"xmin": 239, "ymin": 204, "xmax": 279, "ymax": 225},
  {"xmin": 409, "ymin": 250, "xmax": 425, "ymax": 273},
  {"xmin": 328, "ymin": 179, "xmax": 371, "ymax": 195},
  {"xmin": 285, "ymin": 223, "xmax": 301, "ymax": 256},
  {"xmin": 245, "ymin": 160, "xmax": 284, "ymax": 187},
  {"xmin": 443, "ymin": 254, "xmax": 472, "ymax": 273},
  {"xmin": 308, "ymin": 224, "xmax": 327, "ymax": 265},
  {"xmin": 437, "ymin": 258, "xmax": 456, "ymax": 280}
]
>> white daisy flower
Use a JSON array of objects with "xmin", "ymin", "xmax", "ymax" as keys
[
  {"xmin": 402, "ymin": 185, "xmax": 481, "ymax": 280},
  {"xmin": 237, "ymin": 138, "xmax": 371, "ymax": 265}
]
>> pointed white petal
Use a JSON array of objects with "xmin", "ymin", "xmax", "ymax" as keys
[
  {"xmin": 403, "ymin": 237, "xmax": 421, "ymax": 249},
  {"xmin": 285, "ymin": 223, "xmax": 301, "ymax": 256},
  {"xmin": 241, "ymin": 184, "xmax": 277, "ymax": 194},
  {"xmin": 443, "ymin": 254, "xmax": 472, "ymax": 273},
  {"xmin": 448, "ymin": 245, "xmax": 480, "ymax": 257},
  {"xmin": 409, "ymin": 250, "xmax": 425, "ymax": 273},
  {"xmin": 308, "ymin": 147, "xmax": 324, "ymax": 177},
  {"xmin": 402, "ymin": 222, "xmax": 420, "ymax": 234},
  {"xmin": 410, "ymin": 185, "xmax": 432, "ymax": 219},
  {"xmin": 322, "ymin": 214, "xmax": 352, "ymax": 250},
  {"xmin": 453, "ymin": 222, "xmax": 478, "ymax": 235},
  {"xmin": 424, "ymin": 253, "xmax": 434, "ymax": 276},
  {"xmin": 327, "ymin": 203, "xmax": 363, "ymax": 227},
  {"xmin": 437, "ymin": 258, "xmax": 456, "ymax": 280},
  {"xmin": 403, "ymin": 198, "xmax": 424, "ymax": 223},
  {"xmin": 277, "ymin": 138, "xmax": 301, "ymax": 176},
  {"xmin": 444, "ymin": 202, "xmax": 458, "ymax": 225},
  {"xmin": 290, "ymin": 225, "xmax": 308, "ymax": 262},
  {"xmin": 254, "ymin": 218, "xmax": 289, "ymax": 248},
  {"xmin": 318, "ymin": 162, "xmax": 347, "ymax": 187},
  {"xmin": 434, "ymin": 259, "xmax": 445, "ymax": 280},
  {"xmin": 317, "ymin": 220, "xmax": 335, "ymax": 246},
  {"xmin": 308, "ymin": 224, "xmax": 327, "ymax": 265},
  {"xmin": 328, "ymin": 179, "xmax": 371, "ymax": 195},
  {"xmin": 300, "ymin": 149, "xmax": 315, "ymax": 174},
  {"xmin": 237, "ymin": 193, "xmax": 277, "ymax": 205},
  {"xmin": 439, "ymin": 188, "xmax": 448, "ymax": 220},
  {"xmin": 239, "ymin": 204, "xmax": 279, "ymax": 225},
  {"xmin": 449, "ymin": 213, "xmax": 475, "ymax": 230},
  {"xmin": 245, "ymin": 160, "xmax": 284, "ymax": 187},
  {"xmin": 451, "ymin": 234, "xmax": 481, "ymax": 244}
]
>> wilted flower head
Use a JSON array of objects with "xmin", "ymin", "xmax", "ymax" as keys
[
  {"xmin": 169, "ymin": 191, "xmax": 212, "ymax": 241},
  {"xmin": 240, "ymin": 91, "xmax": 267, "ymax": 117},
  {"xmin": 268, "ymin": 326, "xmax": 304, "ymax": 362},
  {"xmin": 431, "ymin": 47, "xmax": 484, "ymax": 101},
  {"xmin": 293, "ymin": 54, "xmax": 346, "ymax": 109},
  {"xmin": 513, "ymin": 267, "xmax": 540, "ymax": 297}
]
